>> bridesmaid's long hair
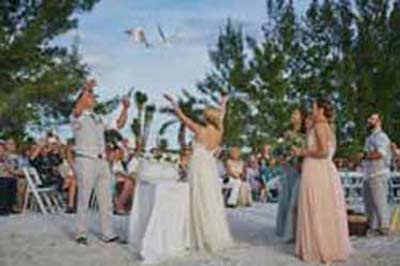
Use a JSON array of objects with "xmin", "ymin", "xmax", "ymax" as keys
[
  {"xmin": 315, "ymin": 98, "xmax": 335, "ymax": 124},
  {"xmin": 302, "ymin": 111, "xmax": 314, "ymax": 134},
  {"xmin": 315, "ymin": 98, "xmax": 337, "ymax": 143}
]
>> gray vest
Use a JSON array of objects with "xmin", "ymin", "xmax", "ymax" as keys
[{"xmin": 73, "ymin": 112, "xmax": 106, "ymax": 158}]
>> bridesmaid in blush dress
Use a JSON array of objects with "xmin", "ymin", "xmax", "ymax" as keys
[{"xmin": 293, "ymin": 99, "xmax": 352, "ymax": 265}]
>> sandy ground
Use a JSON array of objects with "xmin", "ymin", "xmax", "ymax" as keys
[{"xmin": 0, "ymin": 203, "xmax": 399, "ymax": 266}]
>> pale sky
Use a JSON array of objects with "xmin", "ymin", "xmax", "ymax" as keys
[{"xmin": 56, "ymin": 0, "xmax": 309, "ymax": 148}]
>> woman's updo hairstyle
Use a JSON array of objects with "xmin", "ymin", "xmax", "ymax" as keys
[{"xmin": 316, "ymin": 98, "xmax": 335, "ymax": 123}]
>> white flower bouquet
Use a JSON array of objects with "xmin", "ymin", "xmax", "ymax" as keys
[{"xmin": 137, "ymin": 152, "xmax": 180, "ymax": 183}]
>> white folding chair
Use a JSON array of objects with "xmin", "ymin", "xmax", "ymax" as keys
[
  {"xmin": 22, "ymin": 167, "xmax": 64, "ymax": 215},
  {"xmin": 341, "ymin": 171, "xmax": 364, "ymax": 209},
  {"xmin": 389, "ymin": 172, "xmax": 400, "ymax": 204}
]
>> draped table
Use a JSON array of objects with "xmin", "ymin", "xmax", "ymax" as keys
[{"xmin": 127, "ymin": 159, "xmax": 190, "ymax": 264}]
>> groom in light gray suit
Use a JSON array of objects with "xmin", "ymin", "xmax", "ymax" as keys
[{"xmin": 72, "ymin": 79, "xmax": 130, "ymax": 245}]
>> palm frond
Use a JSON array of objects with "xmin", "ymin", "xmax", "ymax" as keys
[
  {"xmin": 158, "ymin": 119, "xmax": 178, "ymax": 135},
  {"xmin": 159, "ymin": 106, "xmax": 175, "ymax": 114},
  {"xmin": 135, "ymin": 91, "xmax": 148, "ymax": 106},
  {"xmin": 94, "ymin": 96, "xmax": 120, "ymax": 115},
  {"xmin": 130, "ymin": 118, "xmax": 141, "ymax": 138}
]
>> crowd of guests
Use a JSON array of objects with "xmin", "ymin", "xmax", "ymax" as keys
[
  {"xmin": 1, "ymin": 129, "xmax": 399, "ymax": 216},
  {"xmin": 0, "ymin": 129, "xmax": 296, "ymax": 216},
  {"xmin": 1, "ymin": 129, "xmax": 400, "ymax": 216},
  {"xmin": 0, "ymin": 134, "xmax": 78, "ymax": 214},
  {"xmin": 214, "ymin": 145, "xmax": 281, "ymax": 207},
  {"xmin": 0, "ymin": 132, "xmax": 141, "ymax": 215}
]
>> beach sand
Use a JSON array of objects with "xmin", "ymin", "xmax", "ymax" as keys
[{"xmin": 0, "ymin": 203, "xmax": 399, "ymax": 266}]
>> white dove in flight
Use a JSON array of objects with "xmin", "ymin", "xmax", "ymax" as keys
[
  {"xmin": 124, "ymin": 27, "xmax": 151, "ymax": 48},
  {"xmin": 125, "ymin": 25, "xmax": 182, "ymax": 49},
  {"xmin": 157, "ymin": 24, "xmax": 181, "ymax": 45}
]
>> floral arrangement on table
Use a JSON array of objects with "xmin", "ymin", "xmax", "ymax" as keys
[
  {"xmin": 137, "ymin": 151, "xmax": 180, "ymax": 183},
  {"xmin": 273, "ymin": 132, "xmax": 306, "ymax": 165},
  {"xmin": 140, "ymin": 151, "xmax": 179, "ymax": 166}
]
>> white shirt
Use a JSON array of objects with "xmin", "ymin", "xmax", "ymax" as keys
[
  {"xmin": 126, "ymin": 157, "xmax": 140, "ymax": 176},
  {"xmin": 71, "ymin": 111, "xmax": 113, "ymax": 158},
  {"xmin": 364, "ymin": 129, "xmax": 392, "ymax": 178}
]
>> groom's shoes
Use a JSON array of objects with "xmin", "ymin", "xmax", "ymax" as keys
[
  {"xmin": 76, "ymin": 236, "xmax": 88, "ymax": 246},
  {"xmin": 103, "ymin": 236, "xmax": 119, "ymax": 244}
]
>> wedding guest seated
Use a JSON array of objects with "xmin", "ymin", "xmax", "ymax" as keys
[
  {"xmin": 262, "ymin": 158, "xmax": 282, "ymax": 202},
  {"xmin": 245, "ymin": 155, "xmax": 263, "ymax": 201},
  {"xmin": 0, "ymin": 141, "xmax": 17, "ymax": 215},
  {"xmin": 335, "ymin": 158, "xmax": 347, "ymax": 171},
  {"xmin": 216, "ymin": 150, "xmax": 227, "ymax": 181},
  {"xmin": 5, "ymin": 138, "xmax": 27, "ymax": 213},
  {"xmin": 110, "ymin": 145, "xmax": 135, "ymax": 215},
  {"xmin": 393, "ymin": 155, "xmax": 400, "ymax": 172},
  {"xmin": 125, "ymin": 144, "xmax": 140, "ymax": 180},
  {"xmin": 58, "ymin": 145, "xmax": 77, "ymax": 213},
  {"xmin": 226, "ymin": 147, "xmax": 253, "ymax": 207},
  {"xmin": 28, "ymin": 136, "xmax": 64, "ymax": 189},
  {"xmin": 259, "ymin": 144, "xmax": 273, "ymax": 201},
  {"xmin": 179, "ymin": 147, "xmax": 192, "ymax": 181}
]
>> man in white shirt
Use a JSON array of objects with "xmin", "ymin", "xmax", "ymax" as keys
[
  {"xmin": 72, "ymin": 79, "xmax": 131, "ymax": 245},
  {"xmin": 362, "ymin": 113, "xmax": 392, "ymax": 236}
]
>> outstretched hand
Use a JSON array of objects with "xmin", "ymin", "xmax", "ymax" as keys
[
  {"xmin": 78, "ymin": 79, "xmax": 97, "ymax": 104},
  {"xmin": 221, "ymin": 95, "xmax": 229, "ymax": 105},
  {"xmin": 121, "ymin": 95, "xmax": 131, "ymax": 110},
  {"xmin": 83, "ymin": 78, "xmax": 97, "ymax": 92},
  {"xmin": 163, "ymin": 94, "xmax": 178, "ymax": 108}
]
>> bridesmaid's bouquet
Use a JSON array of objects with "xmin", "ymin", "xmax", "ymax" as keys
[{"xmin": 273, "ymin": 132, "xmax": 306, "ymax": 164}]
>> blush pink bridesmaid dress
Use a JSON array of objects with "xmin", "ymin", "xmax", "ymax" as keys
[{"xmin": 296, "ymin": 125, "xmax": 352, "ymax": 262}]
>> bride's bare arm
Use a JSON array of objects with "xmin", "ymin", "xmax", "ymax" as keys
[
  {"xmin": 164, "ymin": 94, "xmax": 201, "ymax": 134},
  {"xmin": 219, "ymin": 95, "xmax": 229, "ymax": 132}
]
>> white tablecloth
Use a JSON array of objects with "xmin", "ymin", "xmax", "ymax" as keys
[{"xmin": 128, "ymin": 180, "xmax": 190, "ymax": 264}]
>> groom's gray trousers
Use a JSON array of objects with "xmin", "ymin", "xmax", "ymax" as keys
[
  {"xmin": 363, "ymin": 174, "xmax": 389, "ymax": 230},
  {"xmin": 75, "ymin": 155, "xmax": 116, "ymax": 239}
]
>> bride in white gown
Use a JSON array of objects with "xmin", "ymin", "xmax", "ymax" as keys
[{"xmin": 164, "ymin": 94, "xmax": 233, "ymax": 252}]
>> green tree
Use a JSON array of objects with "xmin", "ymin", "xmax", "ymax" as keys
[
  {"xmin": 195, "ymin": 0, "xmax": 400, "ymax": 153},
  {"xmin": 248, "ymin": 0, "xmax": 301, "ymax": 144},
  {"xmin": 196, "ymin": 19, "xmax": 253, "ymax": 147},
  {"xmin": 130, "ymin": 90, "xmax": 157, "ymax": 151},
  {"xmin": 132, "ymin": 91, "xmax": 148, "ymax": 147},
  {"xmin": 143, "ymin": 104, "xmax": 156, "ymax": 147},
  {"xmin": 0, "ymin": 0, "xmax": 100, "ymax": 140},
  {"xmin": 264, "ymin": 0, "xmax": 400, "ymax": 148},
  {"xmin": 159, "ymin": 89, "xmax": 202, "ymax": 149}
]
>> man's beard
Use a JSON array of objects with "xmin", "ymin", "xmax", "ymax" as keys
[{"xmin": 367, "ymin": 124, "xmax": 376, "ymax": 132}]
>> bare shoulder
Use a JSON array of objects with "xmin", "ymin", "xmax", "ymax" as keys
[
  {"xmin": 313, "ymin": 121, "xmax": 330, "ymax": 141},
  {"xmin": 314, "ymin": 120, "xmax": 329, "ymax": 131}
]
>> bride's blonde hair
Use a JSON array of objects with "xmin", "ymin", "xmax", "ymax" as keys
[{"xmin": 203, "ymin": 107, "xmax": 222, "ymax": 130}]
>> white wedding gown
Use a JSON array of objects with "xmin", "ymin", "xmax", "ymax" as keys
[{"xmin": 188, "ymin": 142, "xmax": 233, "ymax": 252}]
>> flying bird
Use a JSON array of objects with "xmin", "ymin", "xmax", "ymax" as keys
[
  {"xmin": 125, "ymin": 25, "xmax": 182, "ymax": 49},
  {"xmin": 124, "ymin": 27, "xmax": 151, "ymax": 48},
  {"xmin": 157, "ymin": 24, "xmax": 181, "ymax": 45}
]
